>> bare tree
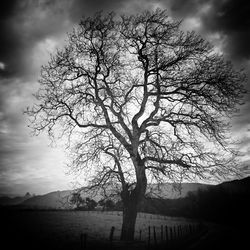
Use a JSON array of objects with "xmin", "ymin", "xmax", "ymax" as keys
[{"xmin": 26, "ymin": 10, "xmax": 246, "ymax": 240}]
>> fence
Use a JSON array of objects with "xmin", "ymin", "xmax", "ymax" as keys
[
  {"xmin": 79, "ymin": 218, "xmax": 207, "ymax": 249},
  {"xmin": 144, "ymin": 222, "xmax": 207, "ymax": 249}
]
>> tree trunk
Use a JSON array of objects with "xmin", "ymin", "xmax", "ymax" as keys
[
  {"xmin": 120, "ymin": 179, "xmax": 146, "ymax": 240},
  {"xmin": 120, "ymin": 197, "xmax": 138, "ymax": 241},
  {"xmin": 120, "ymin": 158, "xmax": 147, "ymax": 241}
]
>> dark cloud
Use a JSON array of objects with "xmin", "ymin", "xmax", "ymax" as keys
[
  {"xmin": 201, "ymin": 0, "xmax": 250, "ymax": 61},
  {"xmin": 69, "ymin": 0, "xmax": 131, "ymax": 21},
  {"xmin": 0, "ymin": 0, "xmax": 164, "ymax": 80},
  {"xmin": 0, "ymin": 0, "xmax": 137, "ymax": 79},
  {"xmin": 202, "ymin": 0, "xmax": 250, "ymax": 32},
  {"xmin": 1, "ymin": 0, "xmax": 249, "ymax": 78},
  {"xmin": 168, "ymin": 0, "xmax": 250, "ymax": 61},
  {"xmin": 0, "ymin": 0, "xmax": 19, "ymax": 19},
  {"xmin": 0, "ymin": 0, "xmax": 23, "ymax": 77},
  {"xmin": 0, "ymin": 0, "xmax": 72, "ymax": 79},
  {"xmin": 169, "ymin": 0, "xmax": 206, "ymax": 18}
]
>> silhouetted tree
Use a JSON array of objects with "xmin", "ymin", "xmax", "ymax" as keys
[
  {"xmin": 85, "ymin": 197, "xmax": 97, "ymax": 210},
  {"xmin": 26, "ymin": 10, "xmax": 246, "ymax": 240},
  {"xmin": 69, "ymin": 192, "xmax": 84, "ymax": 209},
  {"xmin": 114, "ymin": 200, "xmax": 123, "ymax": 211},
  {"xmin": 105, "ymin": 199, "xmax": 115, "ymax": 210},
  {"xmin": 98, "ymin": 198, "xmax": 115, "ymax": 210},
  {"xmin": 97, "ymin": 198, "xmax": 106, "ymax": 210}
]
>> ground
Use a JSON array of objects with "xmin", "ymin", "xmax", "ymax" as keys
[{"xmin": 1, "ymin": 209, "xmax": 248, "ymax": 249}]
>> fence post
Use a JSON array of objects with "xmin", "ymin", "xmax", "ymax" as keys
[
  {"xmin": 165, "ymin": 226, "xmax": 168, "ymax": 242},
  {"xmin": 177, "ymin": 225, "xmax": 180, "ymax": 238},
  {"xmin": 169, "ymin": 227, "xmax": 173, "ymax": 241},
  {"xmin": 148, "ymin": 226, "xmax": 151, "ymax": 248},
  {"xmin": 184, "ymin": 225, "xmax": 187, "ymax": 236},
  {"xmin": 173, "ymin": 226, "xmax": 176, "ymax": 240},
  {"xmin": 80, "ymin": 233, "xmax": 83, "ymax": 249},
  {"xmin": 189, "ymin": 224, "xmax": 192, "ymax": 234},
  {"xmin": 80, "ymin": 233, "xmax": 87, "ymax": 249},
  {"xmin": 153, "ymin": 226, "xmax": 157, "ymax": 246},
  {"xmin": 109, "ymin": 226, "xmax": 115, "ymax": 248},
  {"xmin": 161, "ymin": 225, "xmax": 163, "ymax": 242}
]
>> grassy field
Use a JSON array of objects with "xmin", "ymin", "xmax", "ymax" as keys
[
  {"xmin": 2, "ymin": 209, "xmax": 247, "ymax": 249},
  {"xmin": 1, "ymin": 210, "xmax": 197, "ymax": 249}
]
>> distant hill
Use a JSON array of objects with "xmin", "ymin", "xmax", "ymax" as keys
[
  {"xmin": 18, "ymin": 188, "xmax": 107, "ymax": 209},
  {"xmin": 0, "ymin": 192, "xmax": 32, "ymax": 206},
  {"xmin": 141, "ymin": 176, "xmax": 250, "ymax": 226},
  {"xmin": 21, "ymin": 190, "xmax": 72, "ymax": 209},
  {"xmin": 188, "ymin": 176, "xmax": 250, "ymax": 225},
  {"xmin": 10, "ymin": 182, "xmax": 211, "ymax": 209},
  {"xmin": 217, "ymin": 176, "xmax": 250, "ymax": 194},
  {"xmin": 147, "ymin": 182, "xmax": 211, "ymax": 199},
  {"xmin": 1, "ymin": 177, "xmax": 249, "ymax": 210}
]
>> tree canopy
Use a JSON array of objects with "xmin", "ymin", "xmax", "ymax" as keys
[{"xmin": 26, "ymin": 9, "xmax": 246, "ymax": 240}]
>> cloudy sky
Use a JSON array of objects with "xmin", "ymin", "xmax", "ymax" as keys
[{"xmin": 1, "ymin": 0, "xmax": 250, "ymax": 196}]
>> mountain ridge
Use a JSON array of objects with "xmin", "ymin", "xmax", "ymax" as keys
[{"xmin": 1, "ymin": 176, "xmax": 249, "ymax": 209}]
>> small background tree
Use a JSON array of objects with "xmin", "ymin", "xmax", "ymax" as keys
[
  {"xmin": 69, "ymin": 192, "xmax": 84, "ymax": 209},
  {"xmin": 26, "ymin": 10, "xmax": 246, "ymax": 240},
  {"xmin": 85, "ymin": 197, "xmax": 97, "ymax": 210}
]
